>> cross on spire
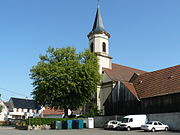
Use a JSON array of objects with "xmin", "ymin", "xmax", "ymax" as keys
[{"xmin": 97, "ymin": 0, "xmax": 100, "ymax": 8}]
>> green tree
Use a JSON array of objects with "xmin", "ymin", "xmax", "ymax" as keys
[{"xmin": 30, "ymin": 47, "xmax": 100, "ymax": 117}]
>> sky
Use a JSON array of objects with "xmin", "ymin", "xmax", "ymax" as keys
[{"xmin": 0, "ymin": 0, "xmax": 179, "ymax": 101}]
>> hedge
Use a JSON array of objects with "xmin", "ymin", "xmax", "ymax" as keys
[{"xmin": 26, "ymin": 118, "xmax": 83, "ymax": 125}]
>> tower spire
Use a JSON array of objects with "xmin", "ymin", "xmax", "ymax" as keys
[
  {"xmin": 88, "ymin": 6, "xmax": 110, "ymax": 38},
  {"xmin": 92, "ymin": 7, "xmax": 105, "ymax": 32}
]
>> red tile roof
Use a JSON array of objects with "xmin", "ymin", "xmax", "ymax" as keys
[
  {"xmin": 103, "ymin": 63, "xmax": 146, "ymax": 82},
  {"xmin": 123, "ymin": 82, "xmax": 138, "ymax": 98},
  {"xmin": 133, "ymin": 65, "xmax": 180, "ymax": 99},
  {"xmin": 41, "ymin": 107, "xmax": 64, "ymax": 116}
]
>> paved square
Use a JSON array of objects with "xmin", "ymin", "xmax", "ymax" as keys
[{"xmin": 0, "ymin": 127, "xmax": 179, "ymax": 135}]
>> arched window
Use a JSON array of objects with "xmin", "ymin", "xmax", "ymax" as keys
[
  {"xmin": 102, "ymin": 42, "xmax": 106, "ymax": 52},
  {"xmin": 90, "ymin": 42, "xmax": 94, "ymax": 52}
]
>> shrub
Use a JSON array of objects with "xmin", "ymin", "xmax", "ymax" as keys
[{"xmin": 26, "ymin": 118, "xmax": 82, "ymax": 126}]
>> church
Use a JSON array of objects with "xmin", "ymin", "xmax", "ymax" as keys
[
  {"xmin": 87, "ymin": 7, "xmax": 146, "ymax": 114},
  {"xmin": 87, "ymin": 7, "xmax": 180, "ymax": 116}
]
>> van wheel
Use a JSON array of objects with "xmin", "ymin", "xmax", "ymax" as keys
[
  {"xmin": 165, "ymin": 127, "xmax": 168, "ymax": 131},
  {"xmin": 127, "ymin": 127, "xmax": 131, "ymax": 131},
  {"xmin": 152, "ymin": 128, "xmax": 155, "ymax": 132}
]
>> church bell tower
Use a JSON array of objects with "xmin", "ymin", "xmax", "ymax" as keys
[
  {"xmin": 88, "ymin": 7, "xmax": 112, "ymax": 74},
  {"xmin": 87, "ymin": 6, "xmax": 112, "ymax": 112}
]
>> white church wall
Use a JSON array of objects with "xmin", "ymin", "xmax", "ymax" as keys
[
  {"xmin": 89, "ymin": 33, "xmax": 109, "ymax": 55},
  {"xmin": 98, "ymin": 56, "xmax": 111, "ymax": 73}
]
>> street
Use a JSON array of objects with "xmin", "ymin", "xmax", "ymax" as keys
[{"xmin": 0, "ymin": 127, "xmax": 179, "ymax": 135}]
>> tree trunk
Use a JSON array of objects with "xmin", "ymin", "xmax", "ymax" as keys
[{"xmin": 64, "ymin": 108, "xmax": 69, "ymax": 118}]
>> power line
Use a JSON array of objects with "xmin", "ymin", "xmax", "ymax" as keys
[
  {"xmin": 0, "ymin": 87, "xmax": 28, "ymax": 98},
  {"xmin": 1, "ymin": 97, "xmax": 9, "ymax": 102}
]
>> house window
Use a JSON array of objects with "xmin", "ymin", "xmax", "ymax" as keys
[
  {"xmin": 90, "ymin": 42, "xmax": 94, "ymax": 52},
  {"xmin": 102, "ymin": 42, "xmax": 106, "ymax": 52}
]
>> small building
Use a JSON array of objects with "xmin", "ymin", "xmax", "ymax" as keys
[
  {"xmin": 40, "ymin": 107, "xmax": 64, "ymax": 118},
  {"xmin": 7, "ymin": 97, "xmax": 41, "ymax": 120}
]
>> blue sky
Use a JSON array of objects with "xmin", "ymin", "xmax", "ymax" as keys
[{"xmin": 0, "ymin": 0, "xmax": 179, "ymax": 101}]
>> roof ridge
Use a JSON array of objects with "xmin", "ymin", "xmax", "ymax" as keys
[
  {"xmin": 139, "ymin": 64, "xmax": 180, "ymax": 77},
  {"xmin": 112, "ymin": 63, "xmax": 146, "ymax": 72},
  {"xmin": 11, "ymin": 97, "xmax": 34, "ymax": 101}
]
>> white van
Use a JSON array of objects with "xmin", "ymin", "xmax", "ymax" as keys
[{"xmin": 119, "ymin": 115, "xmax": 148, "ymax": 131}]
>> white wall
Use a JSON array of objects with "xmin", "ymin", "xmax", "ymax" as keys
[
  {"xmin": 98, "ymin": 55, "xmax": 112, "ymax": 73},
  {"xmin": 0, "ymin": 100, "xmax": 8, "ymax": 121},
  {"xmin": 89, "ymin": 33, "xmax": 109, "ymax": 55}
]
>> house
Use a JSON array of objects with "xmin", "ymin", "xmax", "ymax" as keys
[
  {"xmin": 104, "ymin": 64, "xmax": 180, "ymax": 115},
  {"xmin": 0, "ymin": 99, "xmax": 8, "ymax": 122},
  {"xmin": 7, "ymin": 97, "xmax": 41, "ymax": 120}
]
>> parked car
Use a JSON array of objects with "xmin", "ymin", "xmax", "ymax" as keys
[
  {"xmin": 119, "ymin": 115, "xmax": 148, "ymax": 131},
  {"xmin": 141, "ymin": 121, "xmax": 169, "ymax": 132},
  {"xmin": 104, "ymin": 120, "xmax": 121, "ymax": 130}
]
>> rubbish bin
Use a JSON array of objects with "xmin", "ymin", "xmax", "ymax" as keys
[
  {"xmin": 78, "ymin": 120, "xmax": 83, "ymax": 129},
  {"xmin": 62, "ymin": 120, "xmax": 72, "ymax": 129},
  {"xmin": 56, "ymin": 121, "xmax": 62, "ymax": 129},
  {"xmin": 53, "ymin": 121, "xmax": 62, "ymax": 130},
  {"xmin": 86, "ymin": 118, "xmax": 94, "ymax": 128},
  {"xmin": 72, "ymin": 120, "xmax": 78, "ymax": 129},
  {"xmin": 72, "ymin": 120, "xmax": 83, "ymax": 129}
]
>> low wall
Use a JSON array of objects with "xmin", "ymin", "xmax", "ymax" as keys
[
  {"xmin": 94, "ymin": 115, "xmax": 124, "ymax": 128},
  {"xmin": 94, "ymin": 112, "xmax": 180, "ymax": 130},
  {"xmin": 147, "ymin": 112, "xmax": 180, "ymax": 131}
]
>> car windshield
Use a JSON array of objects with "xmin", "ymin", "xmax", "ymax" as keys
[
  {"xmin": 146, "ymin": 121, "xmax": 153, "ymax": 124},
  {"xmin": 122, "ymin": 118, "xmax": 129, "ymax": 123}
]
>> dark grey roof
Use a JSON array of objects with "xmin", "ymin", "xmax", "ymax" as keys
[
  {"xmin": 91, "ymin": 7, "xmax": 106, "ymax": 33},
  {"xmin": 11, "ymin": 97, "xmax": 40, "ymax": 110}
]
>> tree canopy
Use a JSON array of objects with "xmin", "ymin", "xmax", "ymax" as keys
[{"xmin": 30, "ymin": 47, "xmax": 100, "ymax": 116}]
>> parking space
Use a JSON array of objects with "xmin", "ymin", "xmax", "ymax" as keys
[{"xmin": 0, "ymin": 127, "xmax": 179, "ymax": 135}]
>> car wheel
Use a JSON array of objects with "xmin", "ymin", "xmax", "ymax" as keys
[
  {"xmin": 165, "ymin": 127, "xmax": 168, "ymax": 131},
  {"xmin": 127, "ymin": 127, "xmax": 131, "ymax": 131},
  {"xmin": 152, "ymin": 128, "xmax": 155, "ymax": 132}
]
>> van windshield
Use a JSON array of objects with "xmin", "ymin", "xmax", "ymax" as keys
[{"xmin": 122, "ymin": 118, "xmax": 129, "ymax": 123}]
